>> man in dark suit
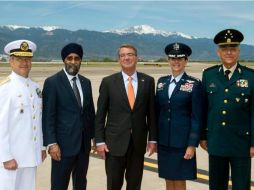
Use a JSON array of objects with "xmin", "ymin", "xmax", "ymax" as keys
[
  {"xmin": 200, "ymin": 29, "xmax": 254, "ymax": 190},
  {"xmin": 42, "ymin": 43, "xmax": 95, "ymax": 190},
  {"xmin": 95, "ymin": 44, "xmax": 157, "ymax": 190}
]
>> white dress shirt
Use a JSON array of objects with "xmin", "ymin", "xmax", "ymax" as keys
[
  {"xmin": 63, "ymin": 68, "xmax": 83, "ymax": 106},
  {"xmin": 168, "ymin": 72, "xmax": 184, "ymax": 99},
  {"xmin": 122, "ymin": 71, "xmax": 138, "ymax": 98},
  {"xmin": 223, "ymin": 63, "xmax": 237, "ymax": 80}
]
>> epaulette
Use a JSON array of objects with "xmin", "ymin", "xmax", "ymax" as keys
[
  {"xmin": 203, "ymin": 64, "xmax": 220, "ymax": 72},
  {"xmin": 242, "ymin": 65, "xmax": 254, "ymax": 73},
  {"xmin": 0, "ymin": 76, "xmax": 10, "ymax": 86},
  {"xmin": 188, "ymin": 75, "xmax": 200, "ymax": 82},
  {"xmin": 159, "ymin": 75, "xmax": 169, "ymax": 80}
]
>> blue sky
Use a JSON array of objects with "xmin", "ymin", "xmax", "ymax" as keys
[{"xmin": 1, "ymin": 1, "xmax": 254, "ymax": 45}]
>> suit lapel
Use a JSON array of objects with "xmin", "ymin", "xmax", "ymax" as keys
[
  {"xmin": 229, "ymin": 64, "xmax": 242, "ymax": 86},
  {"xmin": 163, "ymin": 75, "xmax": 171, "ymax": 100},
  {"xmin": 134, "ymin": 72, "xmax": 145, "ymax": 109},
  {"xmin": 79, "ymin": 75, "xmax": 88, "ymax": 108},
  {"xmin": 216, "ymin": 65, "xmax": 229, "ymax": 86},
  {"xmin": 59, "ymin": 70, "xmax": 80, "ymax": 108},
  {"xmin": 116, "ymin": 73, "xmax": 130, "ymax": 107}
]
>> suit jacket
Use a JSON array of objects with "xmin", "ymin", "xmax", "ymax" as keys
[
  {"xmin": 42, "ymin": 70, "xmax": 95, "ymax": 156},
  {"xmin": 0, "ymin": 72, "xmax": 43, "ymax": 167},
  {"xmin": 156, "ymin": 73, "xmax": 203, "ymax": 148},
  {"xmin": 95, "ymin": 72, "xmax": 157, "ymax": 156},
  {"xmin": 201, "ymin": 63, "xmax": 254, "ymax": 157}
]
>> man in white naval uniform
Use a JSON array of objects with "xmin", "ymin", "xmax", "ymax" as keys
[{"xmin": 0, "ymin": 40, "xmax": 46, "ymax": 190}]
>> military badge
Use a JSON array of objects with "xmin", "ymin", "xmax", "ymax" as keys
[
  {"xmin": 157, "ymin": 82, "xmax": 166, "ymax": 91},
  {"xmin": 180, "ymin": 83, "xmax": 193, "ymax": 92},
  {"xmin": 209, "ymin": 83, "xmax": 216, "ymax": 88},
  {"xmin": 236, "ymin": 79, "xmax": 248, "ymax": 87},
  {"xmin": 235, "ymin": 98, "xmax": 240, "ymax": 103},
  {"xmin": 245, "ymin": 98, "xmax": 249, "ymax": 103},
  {"xmin": 20, "ymin": 41, "xmax": 29, "ymax": 51},
  {"xmin": 173, "ymin": 43, "xmax": 180, "ymax": 50},
  {"xmin": 36, "ymin": 88, "xmax": 42, "ymax": 98}
]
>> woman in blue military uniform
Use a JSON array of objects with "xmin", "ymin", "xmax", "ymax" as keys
[{"xmin": 156, "ymin": 43, "xmax": 203, "ymax": 190}]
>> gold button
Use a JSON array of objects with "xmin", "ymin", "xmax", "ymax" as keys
[
  {"xmin": 222, "ymin": 110, "xmax": 227, "ymax": 115},
  {"xmin": 222, "ymin": 122, "xmax": 226, "ymax": 126},
  {"xmin": 225, "ymin": 89, "xmax": 229, "ymax": 92},
  {"xmin": 224, "ymin": 99, "xmax": 228, "ymax": 104}
]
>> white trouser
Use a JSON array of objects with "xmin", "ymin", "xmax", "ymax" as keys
[{"xmin": 0, "ymin": 167, "xmax": 36, "ymax": 190}]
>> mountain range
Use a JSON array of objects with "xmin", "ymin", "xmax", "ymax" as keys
[{"xmin": 0, "ymin": 25, "xmax": 254, "ymax": 61}]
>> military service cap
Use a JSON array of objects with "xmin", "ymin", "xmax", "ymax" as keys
[
  {"xmin": 165, "ymin": 42, "xmax": 192, "ymax": 58},
  {"xmin": 4, "ymin": 39, "xmax": 36, "ymax": 57},
  {"xmin": 214, "ymin": 29, "xmax": 244, "ymax": 47}
]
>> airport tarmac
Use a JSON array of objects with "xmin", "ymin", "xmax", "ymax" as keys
[{"xmin": 1, "ymin": 62, "xmax": 254, "ymax": 189}]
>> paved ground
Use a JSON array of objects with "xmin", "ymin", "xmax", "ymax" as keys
[
  {"xmin": 37, "ymin": 150, "xmax": 208, "ymax": 190},
  {"xmin": 1, "ymin": 62, "xmax": 254, "ymax": 189}
]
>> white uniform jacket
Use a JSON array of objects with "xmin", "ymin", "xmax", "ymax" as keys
[{"xmin": 0, "ymin": 71, "xmax": 43, "ymax": 168}]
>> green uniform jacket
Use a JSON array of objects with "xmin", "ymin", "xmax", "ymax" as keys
[{"xmin": 201, "ymin": 63, "xmax": 254, "ymax": 157}]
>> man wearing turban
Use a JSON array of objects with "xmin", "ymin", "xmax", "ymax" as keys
[{"xmin": 42, "ymin": 43, "xmax": 95, "ymax": 190}]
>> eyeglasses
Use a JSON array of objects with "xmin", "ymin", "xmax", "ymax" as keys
[
  {"xmin": 65, "ymin": 56, "xmax": 81, "ymax": 62},
  {"xmin": 119, "ymin": 53, "xmax": 136, "ymax": 58}
]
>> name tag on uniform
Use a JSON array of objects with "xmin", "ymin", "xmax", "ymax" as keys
[{"xmin": 236, "ymin": 79, "xmax": 248, "ymax": 88}]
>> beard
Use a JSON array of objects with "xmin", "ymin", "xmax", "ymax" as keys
[{"xmin": 65, "ymin": 63, "xmax": 81, "ymax": 76}]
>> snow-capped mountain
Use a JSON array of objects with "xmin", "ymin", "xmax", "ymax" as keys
[
  {"xmin": 2, "ymin": 25, "xmax": 60, "ymax": 31},
  {"xmin": 5, "ymin": 25, "xmax": 30, "ymax": 30},
  {"xmin": 40, "ymin": 26, "xmax": 60, "ymax": 31},
  {"xmin": 0, "ymin": 24, "xmax": 253, "ymax": 61},
  {"xmin": 104, "ymin": 25, "xmax": 196, "ymax": 39}
]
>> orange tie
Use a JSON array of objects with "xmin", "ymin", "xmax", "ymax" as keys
[{"xmin": 128, "ymin": 77, "xmax": 135, "ymax": 110}]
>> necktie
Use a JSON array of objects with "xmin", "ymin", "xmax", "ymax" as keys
[
  {"xmin": 72, "ymin": 77, "xmax": 82, "ymax": 107},
  {"xmin": 224, "ymin": 70, "xmax": 231, "ymax": 80},
  {"xmin": 168, "ymin": 79, "xmax": 176, "ymax": 99},
  {"xmin": 128, "ymin": 77, "xmax": 135, "ymax": 110}
]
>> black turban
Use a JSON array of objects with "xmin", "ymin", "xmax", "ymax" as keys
[{"xmin": 61, "ymin": 43, "xmax": 83, "ymax": 61}]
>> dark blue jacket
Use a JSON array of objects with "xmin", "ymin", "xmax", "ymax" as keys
[
  {"xmin": 42, "ymin": 70, "xmax": 95, "ymax": 156},
  {"xmin": 156, "ymin": 72, "xmax": 203, "ymax": 148}
]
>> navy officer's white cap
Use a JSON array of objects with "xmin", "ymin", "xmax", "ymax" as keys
[{"xmin": 4, "ymin": 39, "xmax": 36, "ymax": 57}]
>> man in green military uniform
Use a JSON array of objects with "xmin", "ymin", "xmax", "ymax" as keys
[{"xmin": 200, "ymin": 29, "xmax": 254, "ymax": 190}]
